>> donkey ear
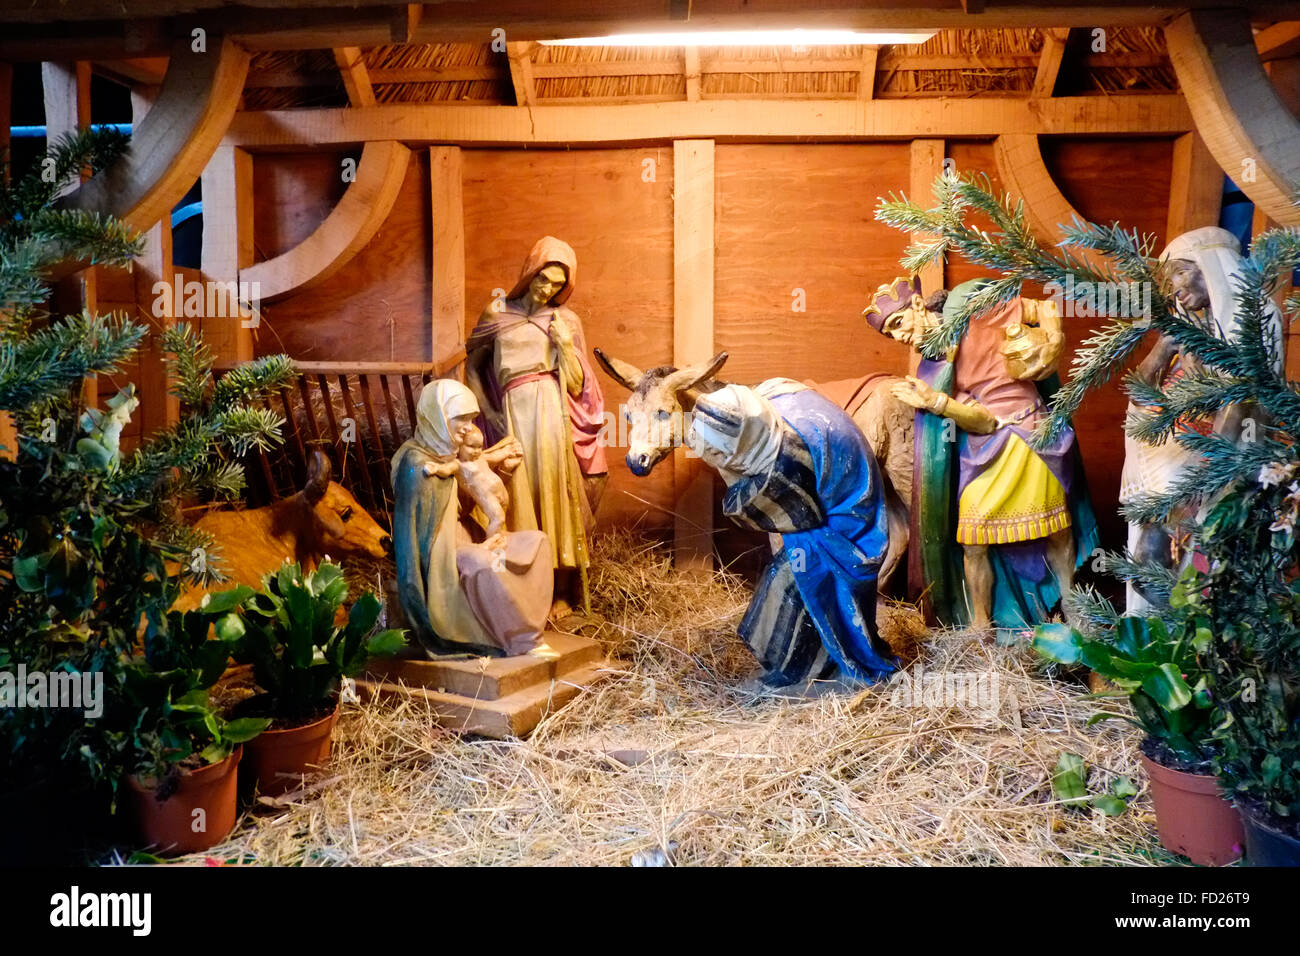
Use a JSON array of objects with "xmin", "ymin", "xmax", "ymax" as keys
[
  {"xmin": 593, "ymin": 348, "xmax": 644, "ymax": 392},
  {"xmin": 303, "ymin": 449, "xmax": 331, "ymax": 504},
  {"xmin": 662, "ymin": 350, "xmax": 728, "ymax": 396}
]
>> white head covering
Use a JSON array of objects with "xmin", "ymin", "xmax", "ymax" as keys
[
  {"xmin": 414, "ymin": 379, "xmax": 480, "ymax": 458},
  {"xmin": 687, "ymin": 384, "xmax": 785, "ymax": 482},
  {"xmin": 1162, "ymin": 226, "xmax": 1283, "ymax": 371}
]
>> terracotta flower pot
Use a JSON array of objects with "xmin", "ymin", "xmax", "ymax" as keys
[
  {"xmin": 126, "ymin": 746, "xmax": 242, "ymax": 856},
  {"xmin": 1140, "ymin": 752, "xmax": 1244, "ymax": 866},
  {"xmin": 242, "ymin": 703, "xmax": 339, "ymax": 797},
  {"xmin": 1240, "ymin": 802, "xmax": 1300, "ymax": 866}
]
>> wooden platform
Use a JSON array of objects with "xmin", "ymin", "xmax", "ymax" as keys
[{"xmin": 356, "ymin": 631, "xmax": 610, "ymax": 738}]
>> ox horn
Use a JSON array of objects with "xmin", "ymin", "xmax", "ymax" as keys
[
  {"xmin": 662, "ymin": 351, "xmax": 729, "ymax": 411},
  {"xmin": 593, "ymin": 347, "xmax": 644, "ymax": 392},
  {"xmin": 303, "ymin": 449, "xmax": 332, "ymax": 504}
]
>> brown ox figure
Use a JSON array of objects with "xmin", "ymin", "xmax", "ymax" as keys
[
  {"xmin": 592, "ymin": 348, "xmax": 913, "ymax": 590},
  {"xmin": 172, "ymin": 449, "xmax": 392, "ymax": 611}
]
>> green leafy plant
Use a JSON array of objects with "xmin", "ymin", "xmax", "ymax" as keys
[
  {"xmin": 113, "ymin": 588, "xmax": 270, "ymax": 796},
  {"xmin": 1035, "ymin": 576, "xmax": 1216, "ymax": 768},
  {"xmin": 1052, "ymin": 751, "xmax": 1138, "ymax": 816},
  {"xmin": 232, "ymin": 561, "xmax": 406, "ymax": 724},
  {"xmin": 0, "ymin": 127, "xmax": 295, "ymax": 805}
]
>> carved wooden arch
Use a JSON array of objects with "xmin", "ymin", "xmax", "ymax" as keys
[
  {"xmin": 240, "ymin": 139, "xmax": 411, "ymax": 302},
  {"xmin": 1165, "ymin": 9, "xmax": 1300, "ymax": 227},
  {"xmin": 992, "ymin": 133, "xmax": 1105, "ymax": 270},
  {"xmin": 59, "ymin": 33, "xmax": 249, "ymax": 236}
]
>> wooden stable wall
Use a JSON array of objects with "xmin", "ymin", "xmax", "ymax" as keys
[{"xmin": 246, "ymin": 137, "xmax": 1179, "ymax": 558}]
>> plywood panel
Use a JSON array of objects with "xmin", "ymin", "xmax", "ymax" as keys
[
  {"xmin": 714, "ymin": 143, "xmax": 914, "ymax": 385},
  {"xmin": 251, "ymin": 151, "xmax": 352, "ymax": 263},
  {"xmin": 462, "ymin": 147, "xmax": 676, "ymax": 530},
  {"xmin": 255, "ymin": 150, "xmax": 431, "ymax": 363}
]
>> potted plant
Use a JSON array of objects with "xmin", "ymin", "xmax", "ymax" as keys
[
  {"xmin": 119, "ymin": 589, "xmax": 270, "ymax": 856},
  {"xmin": 1192, "ymin": 461, "xmax": 1300, "ymax": 865},
  {"xmin": 1035, "ymin": 577, "xmax": 1244, "ymax": 865},
  {"xmin": 229, "ymin": 560, "xmax": 406, "ymax": 796}
]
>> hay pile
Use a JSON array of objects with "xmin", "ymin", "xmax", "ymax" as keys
[{"xmin": 164, "ymin": 529, "xmax": 1172, "ymax": 866}]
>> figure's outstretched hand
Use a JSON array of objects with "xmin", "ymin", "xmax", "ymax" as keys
[
  {"xmin": 890, "ymin": 376, "xmax": 943, "ymax": 414},
  {"xmin": 489, "ymin": 436, "xmax": 525, "ymax": 473}
]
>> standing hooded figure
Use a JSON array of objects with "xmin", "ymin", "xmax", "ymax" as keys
[
  {"xmin": 390, "ymin": 380, "xmax": 554, "ymax": 657},
  {"xmin": 686, "ymin": 380, "xmax": 897, "ymax": 687},
  {"xmin": 465, "ymin": 237, "xmax": 607, "ymax": 613},
  {"xmin": 1121, "ymin": 226, "xmax": 1284, "ymax": 610}
]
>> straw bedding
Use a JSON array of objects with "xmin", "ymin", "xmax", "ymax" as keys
[{"xmin": 152, "ymin": 529, "xmax": 1173, "ymax": 866}]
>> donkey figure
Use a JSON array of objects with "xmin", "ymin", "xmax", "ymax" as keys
[{"xmin": 593, "ymin": 348, "xmax": 913, "ymax": 590}]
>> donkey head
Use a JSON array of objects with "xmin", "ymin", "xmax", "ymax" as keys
[{"xmin": 593, "ymin": 348, "xmax": 729, "ymax": 476}]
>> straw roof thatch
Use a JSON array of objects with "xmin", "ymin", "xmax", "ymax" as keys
[
  {"xmin": 117, "ymin": 530, "xmax": 1176, "ymax": 867},
  {"xmin": 232, "ymin": 26, "xmax": 1176, "ymax": 109}
]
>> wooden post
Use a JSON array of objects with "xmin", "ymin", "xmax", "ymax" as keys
[
  {"xmin": 858, "ymin": 46, "xmax": 878, "ymax": 100},
  {"xmin": 909, "ymin": 138, "xmax": 946, "ymax": 300},
  {"xmin": 1165, "ymin": 131, "xmax": 1222, "ymax": 240},
  {"xmin": 0, "ymin": 61, "xmax": 12, "ymax": 460},
  {"xmin": 672, "ymin": 139, "xmax": 715, "ymax": 572},
  {"xmin": 44, "ymin": 61, "xmax": 98, "ymax": 408},
  {"xmin": 429, "ymin": 146, "xmax": 465, "ymax": 376},
  {"xmin": 135, "ymin": 218, "xmax": 178, "ymax": 434},
  {"xmin": 684, "ymin": 47, "xmax": 701, "ymax": 102},
  {"xmin": 200, "ymin": 144, "xmax": 254, "ymax": 363}
]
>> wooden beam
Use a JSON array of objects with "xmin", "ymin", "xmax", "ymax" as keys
[
  {"xmin": 684, "ymin": 46, "xmax": 701, "ymax": 102},
  {"xmin": 506, "ymin": 40, "xmax": 536, "ymax": 108},
  {"xmin": 1032, "ymin": 27, "xmax": 1069, "ymax": 97},
  {"xmin": 225, "ymin": 94, "xmax": 1193, "ymax": 149},
  {"xmin": 242, "ymin": 140, "xmax": 410, "ymax": 302},
  {"xmin": 859, "ymin": 45, "xmax": 878, "ymax": 100},
  {"xmin": 1255, "ymin": 21, "xmax": 1300, "ymax": 61},
  {"xmin": 993, "ymin": 133, "xmax": 1104, "ymax": 269},
  {"xmin": 200, "ymin": 144, "xmax": 254, "ymax": 363},
  {"xmin": 391, "ymin": 3, "xmax": 421, "ymax": 44},
  {"xmin": 1166, "ymin": 130, "xmax": 1223, "ymax": 239},
  {"xmin": 5, "ymin": 1, "xmax": 1296, "ymax": 32},
  {"xmin": 672, "ymin": 139, "xmax": 715, "ymax": 573},
  {"xmin": 429, "ymin": 145, "xmax": 465, "ymax": 372},
  {"xmin": 333, "ymin": 46, "xmax": 375, "ymax": 107},
  {"xmin": 1165, "ymin": 9, "xmax": 1300, "ymax": 226},
  {"xmin": 909, "ymin": 139, "xmax": 946, "ymax": 300},
  {"xmin": 57, "ymin": 33, "xmax": 249, "ymax": 261}
]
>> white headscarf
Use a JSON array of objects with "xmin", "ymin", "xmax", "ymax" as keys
[
  {"xmin": 414, "ymin": 379, "xmax": 480, "ymax": 458},
  {"xmin": 1162, "ymin": 226, "xmax": 1283, "ymax": 371},
  {"xmin": 687, "ymin": 384, "xmax": 785, "ymax": 483}
]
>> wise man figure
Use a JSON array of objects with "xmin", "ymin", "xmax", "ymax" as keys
[
  {"xmin": 864, "ymin": 276, "xmax": 1099, "ymax": 632},
  {"xmin": 1121, "ymin": 226, "xmax": 1283, "ymax": 611}
]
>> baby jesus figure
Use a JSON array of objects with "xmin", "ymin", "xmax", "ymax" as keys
[{"xmin": 454, "ymin": 424, "xmax": 511, "ymax": 550}]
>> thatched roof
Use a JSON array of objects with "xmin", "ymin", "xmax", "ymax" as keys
[{"xmin": 236, "ymin": 26, "xmax": 1175, "ymax": 110}]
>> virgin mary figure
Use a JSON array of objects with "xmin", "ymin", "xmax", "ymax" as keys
[
  {"xmin": 390, "ymin": 380, "xmax": 553, "ymax": 657},
  {"xmin": 465, "ymin": 237, "xmax": 607, "ymax": 614}
]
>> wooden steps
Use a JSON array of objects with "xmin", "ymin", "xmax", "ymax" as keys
[{"xmin": 356, "ymin": 631, "xmax": 611, "ymax": 738}]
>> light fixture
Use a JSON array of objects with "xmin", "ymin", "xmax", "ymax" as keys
[{"xmin": 539, "ymin": 29, "xmax": 937, "ymax": 47}]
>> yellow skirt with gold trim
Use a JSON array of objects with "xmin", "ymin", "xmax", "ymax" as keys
[{"xmin": 956, "ymin": 433, "xmax": 1070, "ymax": 545}]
